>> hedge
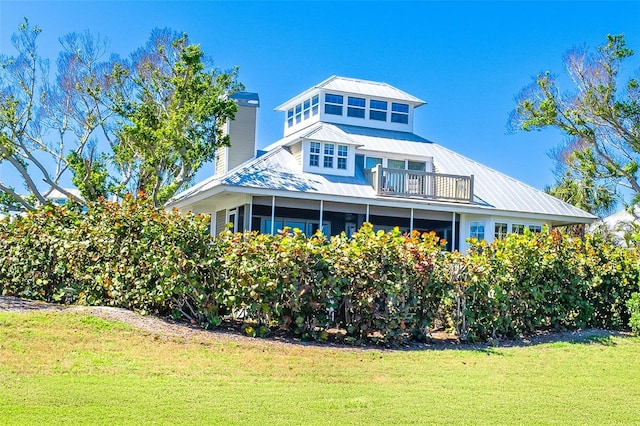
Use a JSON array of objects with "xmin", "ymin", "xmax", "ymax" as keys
[{"xmin": 1, "ymin": 200, "xmax": 639, "ymax": 345}]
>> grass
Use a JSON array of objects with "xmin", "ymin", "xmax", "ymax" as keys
[{"xmin": 1, "ymin": 311, "xmax": 640, "ymax": 425}]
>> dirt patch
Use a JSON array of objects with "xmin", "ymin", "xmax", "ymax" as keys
[{"xmin": 0, "ymin": 296, "xmax": 631, "ymax": 351}]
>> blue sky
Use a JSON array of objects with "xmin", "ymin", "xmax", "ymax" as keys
[{"xmin": 1, "ymin": 1, "xmax": 640, "ymax": 197}]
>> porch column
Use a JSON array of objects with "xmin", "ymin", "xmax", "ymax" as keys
[
  {"xmin": 319, "ymin": 200, "xmax": 324, "ymax": 234},
  {"xmin": 248, "ymin": 196, "xmax": 253, "ymax": 231},
  {"xmin": 366, "ymin": 204, "xmax": 370, "ymax": 223},
  {"xmin": 271, "ymin": 196, "xmax": 276, "ymax": 235},
  {"xmin": 410, "ymin": 208, "xmax": 414, "ymax": 233},
  {"xmin": 451, "ymin": 212, "xmax": 456, "ymax": 251}
]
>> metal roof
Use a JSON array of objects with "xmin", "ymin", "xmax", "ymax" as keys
[
  {"xmin": 329, "ymin": 124, "xmax": 594, "ymax": 220},
  {"xmin": 171, "ymin": 123, "xmax": 594, "ymax": 222},
  {"xmin": 275, "ymin": 76, "xmax": 426, "ymax": 111},
  {"xmin": 231, "ymin": 92, "xmax": 260, "ymax": 107}
]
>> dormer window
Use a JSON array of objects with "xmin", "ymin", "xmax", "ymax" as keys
[
  {"xmin": 347, "ymin": 97, "xmax": 365, "ymax": 118},
  {"xmin": 323, "ymin": 144, "xmax": 335, "ymax": 168},
  {"xmin": 325, "ymin": 94, "xmax": 343, "ymax": 115},
  {"xmin": 391, "ymin": 103, "xmax": 409, "ymax": 124},
  {"xmin": 309, "ymin": 141, "xmax": 321, "ymax": 166},
  {"xmin": 311, "ymin": 95, "xmax": 319, "ymax": 115},
  {"xmin": 370, "ymin": 100, "xmax": 388, "ymax": 121},
  {"xmin": 337, "ymin": 145, "xmax": 348, "ymax": 169},
  {"xmin": 307, "ymin": 141, "xmax": 351, "ymax": 174}
]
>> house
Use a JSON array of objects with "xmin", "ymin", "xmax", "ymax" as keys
[
  {"xmin": 46, "ymin": 188, "xmax": 83, "ymax": 205},
  {"xmin": 168, "ymin": 76, "xmax": 595, "ymax": 251},
  {"xmin": 592, "ymin": 206, "xmax": 640, "ymax": 246}
]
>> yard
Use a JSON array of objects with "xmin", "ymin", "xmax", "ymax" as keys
[{"xmin": 1, "ymin": 306, "xmax": 639, "ymax": 425}]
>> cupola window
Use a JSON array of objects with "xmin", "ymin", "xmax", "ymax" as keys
[
  {"xmin": 325, "ymin": 94, "xmax": 343, "ymax": 115},
  {"xmin": 370, "ymin": 99, "xmax": 388, "ymax": 121},
  {"xmin": 391, "ymin": 103, "xmax": 409, "ymax": 124},
  {"xmin": 347, "ymin": 97, "xmax": 365, "ymax": 118}
]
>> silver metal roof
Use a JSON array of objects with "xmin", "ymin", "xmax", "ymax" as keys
[
  {"xmin": 231, "ymin": 92, "xmax": 260, "ymax": 107},
  {"xmin": 319, "ymin": 76, "xmax": 426, "ymax": 104},
  {"xmin": 329, "ymin": 124, "xmax": 594, "ymax": 220},
  {"xmin": 275, "ymin": 76, "xmax": 426, "ymax": 111},
  {"xmin": 171, "ymin": 123, "xmax": 594, "ymax": 222}
]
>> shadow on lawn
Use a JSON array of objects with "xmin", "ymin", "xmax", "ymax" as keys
[{"xmin": 0, "ymin": 296, "xmax": 634, "ymax": 353}]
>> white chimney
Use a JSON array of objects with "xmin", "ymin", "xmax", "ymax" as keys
[{"xmin": 215, "ymin": 92, "xmax": 260, "ymax": 177}]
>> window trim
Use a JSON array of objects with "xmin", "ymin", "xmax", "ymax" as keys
[
  {"xmin": 495, "ymin": 222, "xmax": 508, "ymax": 240},
  {"xmin": 369, "ymin": 99, "xmax": 388, "ymax": 121},
  {"xmin": 323, "ymin": 143, "xmax": 335, "ymax": 168},
  {"xmin": 347, "ymin": 96, "xmax": 366, "ymax": 119},
  {"xmin": 391, "ymin": 103, "xmax": 409, "ymax": 124},
  {"xmin": 337, "ymin": 144, "xmax": 348, "ymax": 170},
  {"xmin": 470, "ymin": 221, "xmax": 485, "ymax": 240},
  {"xmin": 324, "ymin": 93, "xmax": 344, "ymax": 116},
  {"xmin": 308, "ymin": 141, "xmax": 349, "ymax": 172},
  {"xmin": 287, "ymin": 108, "xmax": 294, "ymax": 127}
]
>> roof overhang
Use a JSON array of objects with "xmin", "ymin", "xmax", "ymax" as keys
[{"xmin": 168, "ymin": 183, "xmax": 596, "ymax": 225}]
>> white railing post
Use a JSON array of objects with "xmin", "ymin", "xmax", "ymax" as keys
[{"xmin": 376, "ymin": 164, "xmax": 383, "ymax": 194}]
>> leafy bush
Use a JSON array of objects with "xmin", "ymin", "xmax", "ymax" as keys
[
  {"xmin": 0, "ymin": 195, "xmax": 217, "ymax": 320},
  {"xmin": 216, "ymin": 227, "xmax": 337, "ymax": 339},
  {"xmin": 3, "ymin": 202, "xmax": 640, "ymax": 345},
  {"xmin": 627, "ymin": 293, "xmax": 640, "ymax": 335},
  {"xmin": 327, "ymin": 224, "xmax": 444, "ymax": 345}
]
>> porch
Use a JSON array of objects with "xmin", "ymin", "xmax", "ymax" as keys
[
  {"xmin": 215, "ymin": 196, "xmax": 461, "ymax": 251},
  {"xmin": 365, "ymin": 164, "xmax": 474, "ymax": 203}
]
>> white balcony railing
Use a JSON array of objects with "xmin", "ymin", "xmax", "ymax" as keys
[{"xmin": 365, "ymin": 165, "xmax": 474, "ymax": 203}]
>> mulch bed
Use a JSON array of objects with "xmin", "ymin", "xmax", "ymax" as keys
[{"xmin": 0, "ymin": 296, "xmax": 630, "ymax": 351}]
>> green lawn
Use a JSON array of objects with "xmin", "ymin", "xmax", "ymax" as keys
[{"xmin": 1, "ymin": 311, "xmax": 639, "ymax": 425}]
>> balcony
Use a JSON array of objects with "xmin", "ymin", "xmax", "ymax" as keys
[{"xmin": 365, "ymin": 164, "xmax": 474, "ymax": 203}]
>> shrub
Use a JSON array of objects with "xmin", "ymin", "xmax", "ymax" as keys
[
  {"xmin": 3, "ymin": 202, "xmax": 640, "ymax": 345},
  {"xmin": 216, "ymin": 227, "xmax": 337, "ymax": 339},
  {"xmin": 327, "ymin": 224, "xmax": 444, "ymax": 345},
  {"xmin": 0, "ymin": 195, "xmax": 217, "ymax": 320}
]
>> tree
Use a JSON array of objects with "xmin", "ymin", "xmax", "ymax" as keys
[
  {"xmin": 545, "ymin": 170, "xmax": 616, "ymax": 217},
  {"xmin": 0, "ymin": 19, "xmax": 108, "ymax": 210},
  {"xmin": 0, "ymin": 20, "xmax": 241, "ymax": 210},
  {"xmin": 510, "ymin": 34, "xmax": 640, "ymax": 205},
  {"xmin": 110, "ymin": 29, "xmax": 242, "ymax": 206}
]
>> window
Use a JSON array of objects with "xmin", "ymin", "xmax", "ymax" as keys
[
  {"xmin": 370, "ymin": 99, "xmax": 387, "ymax": 121},
  {"xmin": 287, "ymin": 108, "xmax": 294, "ymax": 127},
  {"xmin": 365, "ymin": 157, "xmax": 382, "ymax": 169},
  {"xmin": 260, "ymin": 218, "xmax": 330, "ymax": 236},
  {"xmin": 303, "ymin": 99, "xmax": 310, "ymax": 120},
  {"xmin": 529, "ymin": 225, "xmax": 542, "ymax": 233},
  {"xmin": 512, "ymin": 224, "xmax": 525, "ymax": 234},
  {"xmin": 325, "ymin": 93, "xmax": 343, "ymax": 115},
  {"xmin": 391, "ymin": 103, "xmax": 409, "ymax": 124},
  {"xmin": 470, "ymin": 222, "xmax": 485, "ymax": 240},
  {"xmin": 347, "ymin": 97, "xmax": 365, "ymax": 118},
  {"xmin": 287, "ymin": 95, "xmax": 319, "ymax": 128},
  {"xmin": 323, "ymin": 143, "xmax": 334, "ymax": 168},
  {"xmin": 388, "ymin": 159, "xmax": 405, "ymax": 169},
  {"xmin": 309, "ymin": 141, "xmax": 320, "ymax": 167},
  {"xmin": 310, "ymin": 142, "xmax": 348, "ymax": 170},
  {"xmin": 407, "ymin": 161, "xmax": 426, "ymax": 171},
  {"xmin": 295, "ymin": 104, "xmax": 302, "ymax": 123},
  {"xmin": 495, "ymin": 223, "xmax": 508, "ymax": 239},
  {"xmin": 337, "ymin": 145, "xmax": 348, "ymax": 170}
]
